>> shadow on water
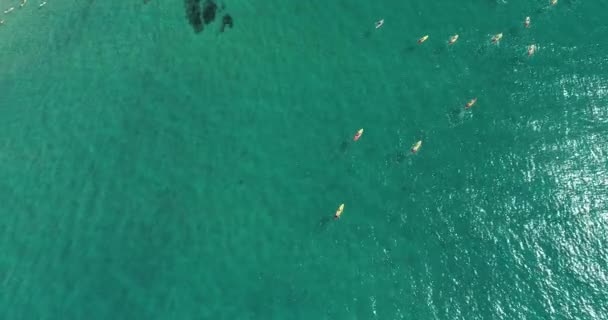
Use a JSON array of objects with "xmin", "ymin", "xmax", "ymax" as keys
[
  {"xmin": 59, "ymin": 0, "xmax": 96, "ymax": 49},
  {"xmin": 509, "ymin": 56, "xmax": 526, "ymax": 65},
  {"xmin": 402, "ymin": 45, "xmax": 416, "ymax": 54},
  {"xmin": 447, "ymin": 107, "xmax": 467, "ymax": 127},
  {"xmin": 433, "ymin": 45, "xmax": 447, "ymax": 56},
  {"xmin": 327, "ymin": 140, "xmax": 350, "ymax": 162},
  {"xmin": 388, "ymin": 151, "xmax": 408, "ymax": 165},
  {"xmin": 339, "ymin": 140, "xmax": 349, "ymax": 153},
  {"xmin": 315, "ymin": 216, "xmax": 333, "ymax": 233},
  {"xmin": 508, "ymin": 25, "xmax": 522, "ymax": 37}
]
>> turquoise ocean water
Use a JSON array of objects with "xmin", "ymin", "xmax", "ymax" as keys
[{"xmin": 1, "ymin": 0, "xmax": 607, "ymax": 319}]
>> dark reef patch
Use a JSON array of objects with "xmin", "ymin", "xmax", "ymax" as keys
[
  {"xmin": 185, "ymin": 0, "xmax": 204, "ymax": 33},
  {"xmin": 220, "ymin": 14, "xmax": 233, "ymax": 33},
  {"xmin": 202, "ymin": 0, "xmax": 218, "ymax": 24},
  {"xmin": 184, "ymin": 0, "xmax": 234, "ymax": 34}
]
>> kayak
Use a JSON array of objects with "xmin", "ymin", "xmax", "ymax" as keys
[
  {"xmin": 353, "ymin": 129, "xmax": 364, "ymax": 141},
  {"xmin": 491, "ymin": 33, "xmax": 503, "ymax": 43},
  {"xmin": 449, "ymin": 34, "xmax": 459, "ymax": 45},
  {"xmin": 334, "ymin": 204, "xmax": 345, "ymax": 219},
  {"xmin": 411, "ymin": 140, "xmax": 422, "ymax": 153},
  {"xmin": 465, "ymin": 98, "xmax": 478, "ymax": 109}
]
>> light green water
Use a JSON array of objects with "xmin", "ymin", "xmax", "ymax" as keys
[{"xmin": 1, "ymin": 0, "xmax": 607, "ymax": 319}]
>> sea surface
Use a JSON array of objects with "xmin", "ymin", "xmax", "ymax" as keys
[{"xmin": 1, "ymin": 0, "xmax": 607, "ymax": 319}]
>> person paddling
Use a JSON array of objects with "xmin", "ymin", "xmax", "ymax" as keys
[
  {"xmin": 353, "ymin": 129, "xmax": 364, "ymax": 141},
  {"xmin": 334, "ymin": 204, "xmax": 345, "ymax": 220},
  {"xmin": 411, "ymin": 141, "xmax": 422, "ymax": 153},
  {"xmin": 465, "ymin": 98, "xmax": 478, "ymax": 109},
  {"xmin": 491, "ymin": 33, "xmax": 503, "ymax": 44},
  {"xmin": 528, "ymin": 44, "xmax": 537, "ymax": 57},
  {"xmin": 448, "ymin": 34, "xmax": 459, "ymax": 45}
]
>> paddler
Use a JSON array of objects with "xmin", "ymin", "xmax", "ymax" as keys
[
  {"xmin": 465, "ymin": 98, "xmax": 478, "ymax": 109},
  {"xmin": 524, "ymin": 16, "xmax": 531, "ymax": 28},
  {"xmin": 375, "ymin": 19, "xmax": 384, "ymax": 29},
  {"xmin": 491, "ymin": 33, "xmax": 503, "ymax": 44},
  {"xmin": 334, "ymin": 204, "xmax": 345, "ymax": 220},
  {"xmin": 411, "ymin": 140, "xmax": 422, "ymax": 153},
  {"xmin": 528, "ymin": 44, "xmax": 536, "ymax": 56},
  {"xmin": 418, "ymin": 35, "xmax": 429, "ymax": 44},
  {"xmin": 353, "ymin": 129, "xmax": 364, "ymax": 141},
  {"xmin": 448, "ymin": 34, "xmax": 459, "ymax": 45}
]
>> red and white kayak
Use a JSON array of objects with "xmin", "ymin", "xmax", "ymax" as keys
[
  {"xmin": 411, "ymin": 140, "xmax": 422, "ymax": 153},
  {"xmin": 353, "ymin": 128, "xmax": 364, "ymax": 141}
]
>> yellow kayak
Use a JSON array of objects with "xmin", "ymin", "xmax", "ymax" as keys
[
  {"xmin": 491, "ymin": 33, "xmax": 503, "ymax": 43},
  {"xmin": 449, "ymin": 34, "xmax": 459, "ymax": 45},
  {"xmin": 411, "ymin": 140, "xmax": 422, "ymax": 153},
  {"xmin": 334, "ymin": 204, "xmax": 345, "ymax": 219}
]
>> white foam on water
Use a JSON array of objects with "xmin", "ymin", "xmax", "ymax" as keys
[{"xmin": 370, "ymin": 295, "xmax": 378, "ymax": 318}]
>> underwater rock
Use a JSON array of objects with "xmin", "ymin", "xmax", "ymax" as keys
[
  {"xmin": 185, "ymin": 0, "xmax": 204, "ymax": 33},
  {"xmin": 220, "ymin": 14, "xmax": 233, "ymax": 32},
  {"xmin": 202, "ymin": 0, "xmax": 218, "ymax": 25},
  {"xmin": 185, "ymin": 0, "xmax": 232, "ymax": 34}
]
